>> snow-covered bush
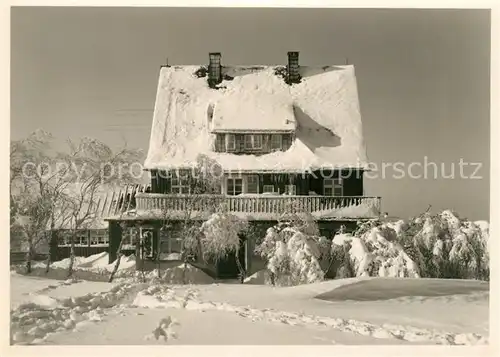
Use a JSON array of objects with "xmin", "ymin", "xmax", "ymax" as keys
[
  {"xmin": 328, "ymin": 242, "xmax": 356, "ymax": 279},
  {"xmin": 332, "ymin": 229, "xmax": 420, "ymax": 279},
  {"xmin": 255, "ymin": 216, "xmax": 326, "ymax": 286},
  {"xmin": 345, "ymin": 210, "xmax": 490, "ymax": 280},
  {"xmin": 200, "ymin": 212, "xmax": 248, "ymax": 281},
  {"xmin": 200, "ymin": 212, "xmax": 248, "ymax": 261},
  {"xmin": 399, "ymin": 210, "xmax": 489, "ymax": 280}
]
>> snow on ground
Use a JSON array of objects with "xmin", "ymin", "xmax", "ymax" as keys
[
  {"xmin": 170, "ymin": 277, "xmax": 488, "ymax": 344},
  {"xmin": 10, "ymin": 274, "xmax": 117, "ymax": 310},
  {"xmin": 10, "ymin": 273, "xmax": 488, "ymax": 345},
  {"xmin": 42, "ymin": 307, "xmax": 417, "ymax": 345},
  {"xmin": 33, "ymin": 252, "xmax": 137, "ymax": 274},
  {"xmin": 10, "ymin": 274, "xmax": 141, "ymax": 345}
]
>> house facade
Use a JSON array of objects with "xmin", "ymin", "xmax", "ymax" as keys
[{"xmin": 104, "ymin": 52, "xmax": 381, "ymax": 278}]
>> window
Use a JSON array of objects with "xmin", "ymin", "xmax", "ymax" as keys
[
  {"xmin": 263, "ymin": 185, "xmax": 275, "ymax": 193},
  {"xmin": 122, "ymin": 228, "xmax": 138, "ymax": 248},
  {"xmin": 227, "ymin": 178, "xmax": 243, "ymax": 195},
  {"xmin": 159, "ymin": 234, "xmax": 183, "ymax": 261},
  {"xmin": 285, "ymin": 185, "xmax": 297, "ymax": 195},
  {"xmin": 270, "ymin": 134, "xmax": 282, "ymax": 150},
  {"xmin": 246, "ymin": 175, "xmax": 259, "ymax": 194},
  {"xmin": 59, "ymin": 232, "xmax": 71, "ymax": 246},
  {"xmin": 215, "ymin": 135, "xmax": 225, "ymax": 152},
  {"xmin": 89, "ymin": 230, "xmax": 109, "ymax": 245},
  {"xmin": 282, "ymin": 134, "xmax": 291, "ymax": 150},
  {"xmin": 226, "ymin": 134, "xmax": 236, "ymax": 151},
  {"xmin": 139, "ymin": 228, "xmax": 155, "ymax": 259},
  {"xmin": 244, "ymin": 134, "xmax": 263, "ymax": 150},
  {"xmin": 253, "ymin": 135, "xmax": 262, "ymax": 149},
  {"xmin": 75, "ymin": 231, "xmax": 88, "ymax": 246},
  {"xmin": 171, "ymin": 171, "xmax": 190, "ymax": 194},
  {"xmin": 323, "ymin": 178, "xmax": 343, "ymax": 196},
  {"xmin": 244, "ymin": 135, "xmax": 252, "ymax": 149}
]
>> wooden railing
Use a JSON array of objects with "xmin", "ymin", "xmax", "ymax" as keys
[{"xmin": 135, "ymin": 193, "xmax": 381, "ymax": 219}]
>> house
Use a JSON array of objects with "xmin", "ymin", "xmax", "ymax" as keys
[{"xmin": 104, "ymin": 52, "xmax": 381, "ymax": 278}]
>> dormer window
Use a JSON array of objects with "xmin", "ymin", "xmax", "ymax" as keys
[
  {"xmin": 245, "ymin": 134, "xmax": 263, "ymax": 150},
  {"xmin": 226, "ymin": 134, "xmax": 236, "ymax": 151},
  {"xmin": 270, "ymin": 134, "xmax": 282, "ymax": 150},
  {"xmin": 215, "ymin": 135, "xmax": 225, "ymax": 152}
]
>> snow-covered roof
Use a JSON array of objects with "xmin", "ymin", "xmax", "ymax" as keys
[
  {"xmin": 210, "ymin": 75, "xmax": 296, "ymax": 133},
  {"xmin": 49, "ymin": 183, "xmax": 149, "ymax": 230},
  {"xmin": 144, "ymin": 65, "xmax": 369, "ymax": 172}
]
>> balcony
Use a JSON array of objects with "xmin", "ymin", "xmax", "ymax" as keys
[{"xmin": 131, "ymin": 193, "xmax": 381, "ymax": 221}]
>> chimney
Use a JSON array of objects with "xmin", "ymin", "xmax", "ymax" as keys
[
  {"xmin": 287, "ymin": 51, "xmax": 300, "ymax": 84},
  {"xmin": 208, "ymin": 52, "xmax": 222, "ymax": 88}
]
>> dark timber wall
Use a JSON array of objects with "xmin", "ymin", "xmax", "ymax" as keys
[{"xmin": 151, "ymin": 170, "xmax": 364, "ymax": 196}]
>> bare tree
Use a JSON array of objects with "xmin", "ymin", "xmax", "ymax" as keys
[
  {"xmin": 10, "ymin": 130, "xmax": 72, "ymax": 273},
  {"xmin": 10, "ymin": 131, "xmax": 143, "ymax": 276},
  {"xmin": 61, "ymin": 137, "xmax": 143, "ymax": 278}
]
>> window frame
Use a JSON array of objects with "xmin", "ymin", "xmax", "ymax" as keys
[
  {"xmin": 215, "ymin": 134, "xmax": 225, "ymax": 152},
  {"xmin": 244, "ymin": 134, "xmax": 263, "ymax": 150},
  {"xmin": 246, "ymin": 175, "xmax": 259, "ymax": 194},
  {"xmin": 75, "ymin": 230, "xmax": 88, "ymax": 246},
  {"xmin": 263, "ymin": 185, "xmax": 275, "ymax": 194},
  {"xmin": 227, "ymin": 177, "xmax": 243, "ymax": 195},
  {"xmin": 285, "ymin": 184, "xmax": 297, "ymax": 195},
  {"xmin": 270, "ymin": 134, "xmax": 282, "ymax": 150},
  {"xmin": 323, "ymin": 178, "xmax": 343, "ymax": 196},
  {"xmin": 226, "ymin": 134, "xmax": 236, "ymax": 151},
  {"xmin": 171, "ymin": 171, "xmax": 191, "ymax": 194},
  {"xmin": 282, "ymin": 134, "xmax": 291, "ymax": 150}
]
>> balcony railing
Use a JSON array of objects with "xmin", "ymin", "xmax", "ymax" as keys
[{"xmin": 134, "ymin": 193, "xmax": 381, "ymax": 220}]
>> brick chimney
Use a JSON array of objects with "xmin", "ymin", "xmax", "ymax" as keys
[
  {"xmin": 208, "ymin": 52, "xmax": 222, "ymax": 88},
  {"xmin": 287, "ymin": 51, "xmax": 300, "ymax": 84}
]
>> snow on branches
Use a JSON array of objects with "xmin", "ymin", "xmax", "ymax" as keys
[
  {"xmin": 200, "ymin": 212, "xmax": 248, "ymax": 262},
  {"xmin": 255, "ymin": 216, "xmax": 325, "ymax": 286}
]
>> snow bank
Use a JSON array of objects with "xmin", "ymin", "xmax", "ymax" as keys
[
  {"xmin": 244, "ymin": 270, "xmax": 271, "ymax": 284},
  {"xmin": 144, "ymin": 65, "xmax": 368, "ymax": 171},
  {"xmin": 37, "ymin": 252, "xmax": 136, "ymax": 275},
  {"xmin": 159, "ymin": 263, "xmax": 214, "ymax": 284},
  {"xmin": 115, "ymin": 263, "xmax": 215, "ymax": 285}
]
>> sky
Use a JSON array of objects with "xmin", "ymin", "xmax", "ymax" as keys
[{"xmin": 10, "ymin": 7, "xmax": 491, "ymax": 220}]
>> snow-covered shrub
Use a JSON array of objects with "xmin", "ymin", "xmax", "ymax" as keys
[
  {"xmin": 334, "ymin": 225, "xmax": 420, "ymax": 279},
  {"xmin": 200, "ymin": 212, "xmax": 248, "ymax": 262},
  {"xmin": 255, "ymin": 217, "xmax": 325, "ymax": 286},
  {"xmin": 329, "ymin": 242, "xmax": 356, "ymax": 279},
  {"xmin": 200, "ymin": 212, "xmax": 248, "ymax": 281},
  {"xmin": 351, "ymin": 210, "xmax": 489, "ymax": 280},
  {"xmin": 402, "ymin": 210, "xmax": 489, "ymax": 280}
]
